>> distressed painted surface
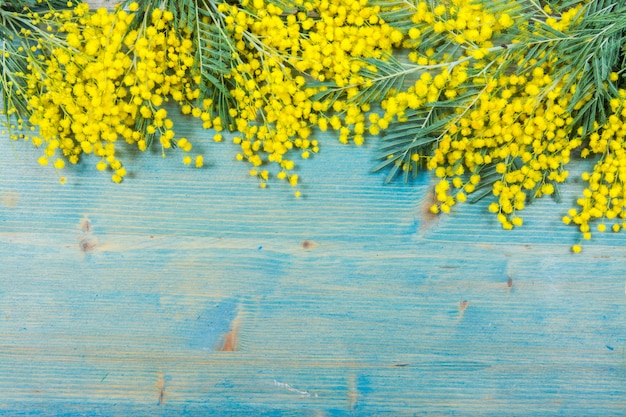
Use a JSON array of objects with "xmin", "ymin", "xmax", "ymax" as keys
[
  {"xmin": 1, "ymin": 2, "xmax": 626, "ymax": 414},
  {"xmin": 1, "ymin": 117, "xmax": 625, "ymax": 416}
]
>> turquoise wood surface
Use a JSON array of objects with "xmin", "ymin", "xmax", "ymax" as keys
[{"xmin": 1, "ymin": 116, "xmax": 625, "ymax": 415}]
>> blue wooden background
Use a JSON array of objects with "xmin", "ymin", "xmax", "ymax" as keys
[{"xmin": 1, "ymin": 114, "xmax": 625, "ymax": 415}]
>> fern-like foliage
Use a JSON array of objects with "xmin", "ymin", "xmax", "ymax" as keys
[
  {"xmin": 376, "ymin": 0, "xmax": 419, "ymax": 32},
  {"xmin": 501, "ymin": 1, "xmax": 626, "ymax": 136},
  {"xmin": 372, "ymin": 72, "xmax": 488, "ymax": 182},
  {"xmin": 351, "ymin": 56, "xmax": 416, "ymax": 105},
  {"xmin": 466, "ymin": 161, "xmax": 501, "ymax": 204},
  {"xmin": 194, "ymin": 0, "xmax": 239, "ymax": 126},
  {"xmin": 120, "ymin": 0, "xmax": 245, "ymax": 126},
  {"xmin": 311, "ymin": 54, "xmax": 414, "ymax": 108},
  {"xmin": 373, "ymin": 106, "xmax": 454, "ymax": 183},
  {"xmin": 1, "ymin": 37, "xmax": 29, "ymax": 119},
  {"xmin": 1, "ymin": 0, "xmax": 73, "ymax": 122},
  {"xmin": 1, "ymin": 0, "xmax": 69, "ymax": 12}
]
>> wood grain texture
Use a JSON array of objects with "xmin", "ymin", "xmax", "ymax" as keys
[
  {"xmin": 1, "ymin": 2, "xmax": 625, "ymax": 414},
  {"xmin": 2, "ymin": 116, "xmax": 625, "ymax": 415},
  {"xmin": 85, "ymin": 0, "xmax": 113, "ymax": 8}
]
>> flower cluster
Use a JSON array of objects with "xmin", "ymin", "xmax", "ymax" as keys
[
  {"xmin": 372, "ymin": 0, "xmax": 626, "ymax": 251},
  {"xmin": 4, "ymin": 3, "xmax": 205, "ymax": 183},
  {"xmin": 211, "ymin": 0, "xmax": 403, "ymax": 192},
  {"xmin": 3, "ymin": 0, "xmax": 626, "ymax": 251},
  {"xmin": 429, "ymin": 69, "xmax": 581, "ymax": 228},
  {"xmin": 565, "ymin": 90, "xmax": 626, "ymax": 249}
]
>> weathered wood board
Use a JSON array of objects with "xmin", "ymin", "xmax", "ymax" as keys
[
  {"xmin": 1, "ymin": 114, "xmax": 625, "ymax": 415},
  {"xmin": 1, "ymin": 1, "xmax": 626, "ymax": 414}
]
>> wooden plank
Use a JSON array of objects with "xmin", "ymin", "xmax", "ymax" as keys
[
  {"xmin": 1, "ymin": 1, "xmax": 626, "ymax": 414},
  {"xmin": 1, "ymin": 115, "xmax": 625, "ymax": 415}
]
